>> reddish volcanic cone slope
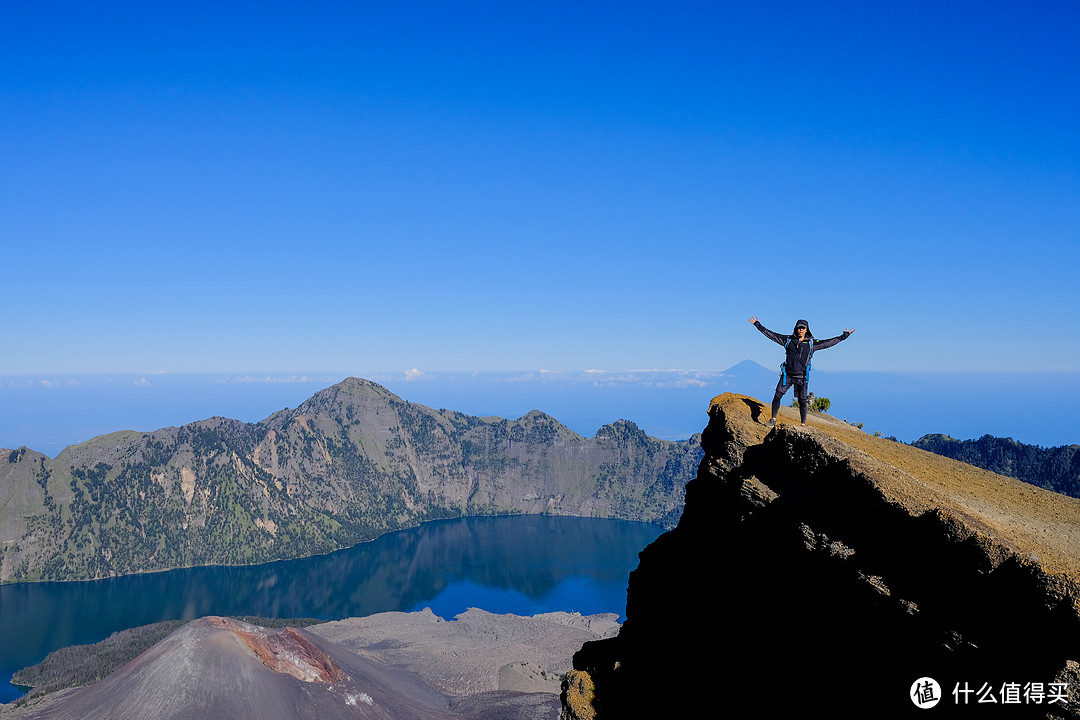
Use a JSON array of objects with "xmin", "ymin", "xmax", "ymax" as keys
[{"xmin": 13, "ymin": 617, "xmax": 455, "ymax": 720}]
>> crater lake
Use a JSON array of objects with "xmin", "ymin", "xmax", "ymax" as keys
[{"xmin": 0, "ymin": 514, "xmax": 664, "ymax": 703}]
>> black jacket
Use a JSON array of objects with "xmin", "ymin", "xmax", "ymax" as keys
[{"xmin": 754, "ymin": 320, "xmax": 850, "ymax": 378}]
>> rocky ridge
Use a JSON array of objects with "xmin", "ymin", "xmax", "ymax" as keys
[
  {"xmin": 0, "ymin": 378, "xmax": 699, "ymax": 582},
  {"xmin": 568, "ymin": 393, "xmax": 1080, "ymax": 718}
]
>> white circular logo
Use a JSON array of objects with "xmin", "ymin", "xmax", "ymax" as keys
[{"xmin": 911, "ymin": 677, "xmax": 942, "ymax": 709}]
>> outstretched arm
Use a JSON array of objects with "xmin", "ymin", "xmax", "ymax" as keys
[
  {"xmin": 748, "ymin": 316, "xmax": 788, "ymax": 346},
  {"xmin": 813, "ymin": 328, "xmax": 855, "ymax": 350}
]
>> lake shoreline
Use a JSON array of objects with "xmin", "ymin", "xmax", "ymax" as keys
[{"xmin": 0, "ymin": 515, "xmax": 663, "ymax": 704}]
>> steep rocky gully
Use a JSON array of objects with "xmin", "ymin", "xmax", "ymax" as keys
[{"xmin": 566, "ymin": 394, "xmax": 1080, "ymax": 718}]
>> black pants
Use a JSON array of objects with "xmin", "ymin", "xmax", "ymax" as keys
[{"xmin": 771, "ymin": 374, "xmax": 808, "ymax": 423}]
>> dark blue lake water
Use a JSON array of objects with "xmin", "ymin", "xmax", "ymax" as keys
[{"xmin": 0, "ymin": 515, "xmax": 663, "ymax": 703}]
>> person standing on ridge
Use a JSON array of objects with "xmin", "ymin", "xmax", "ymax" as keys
[{"xmin": 748, "ymin": 316, "xmax": 855, "ymax": 427}]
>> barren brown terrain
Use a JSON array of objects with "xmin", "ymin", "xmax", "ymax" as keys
[{"xmin": 719, "ymin": 393, "xmax": 1080, "ymax": 580}]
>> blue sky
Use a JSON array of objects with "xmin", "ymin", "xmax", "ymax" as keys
[{"xmin": 3, "ymin": 1, "xmax": 1077, "ymax": 375}]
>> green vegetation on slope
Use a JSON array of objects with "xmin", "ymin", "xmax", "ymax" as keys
[
  {"xmin": 0, "ymin": 378, "xmax": 702, "ymax": 582},
  {"xmin": 912, "ymin": 433, "xmax": 1080, "ymax": 498}
]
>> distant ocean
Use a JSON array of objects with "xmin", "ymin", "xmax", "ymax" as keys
[{"xmin": 1, "ymin": 366, "xmax": 1076, "ymax": 458}]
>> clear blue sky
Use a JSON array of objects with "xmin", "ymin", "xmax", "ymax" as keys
[{"xmin": 3, "ymin": 1, "xmax": 1077, "ymax": 375}]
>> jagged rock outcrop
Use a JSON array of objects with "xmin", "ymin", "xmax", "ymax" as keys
[
  {"xmin": 0, "ymin": 378, "xmax": 700, "ymax": 582},
  {"xmin": 569, "ymin": 394, "xmax": 1080, "ymax": 718}
]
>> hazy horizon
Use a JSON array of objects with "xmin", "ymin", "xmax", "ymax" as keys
[{"xmin": 3, "ymin": 366, "xmax": 1076, "ymax": 458}]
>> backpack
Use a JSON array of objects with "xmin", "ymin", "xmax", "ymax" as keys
[{"xmin": 780, "ymin": 337, "xmax": 813, "ymax": 384}]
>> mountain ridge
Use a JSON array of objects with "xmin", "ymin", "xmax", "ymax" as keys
[
  {"xmin": 912, "ymin": 432, "xmax": 1080, "ymax": 499},
  {"xmin": 0, "ymin": 378, "xmax": 700, "ymax": 583}
]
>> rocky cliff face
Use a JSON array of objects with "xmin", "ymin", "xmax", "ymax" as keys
[
  {"xmin": 569, "ymin": 394, "xmax": 1080, "ymax": 718},
  {"xmin": 0, "ymin": 378, "xmax": 700, "ymax": 582}
]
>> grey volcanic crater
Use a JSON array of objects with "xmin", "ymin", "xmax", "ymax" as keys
[{"xmin": 5, "ymin": 610, "xmax": 619, "ymax": 720}]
